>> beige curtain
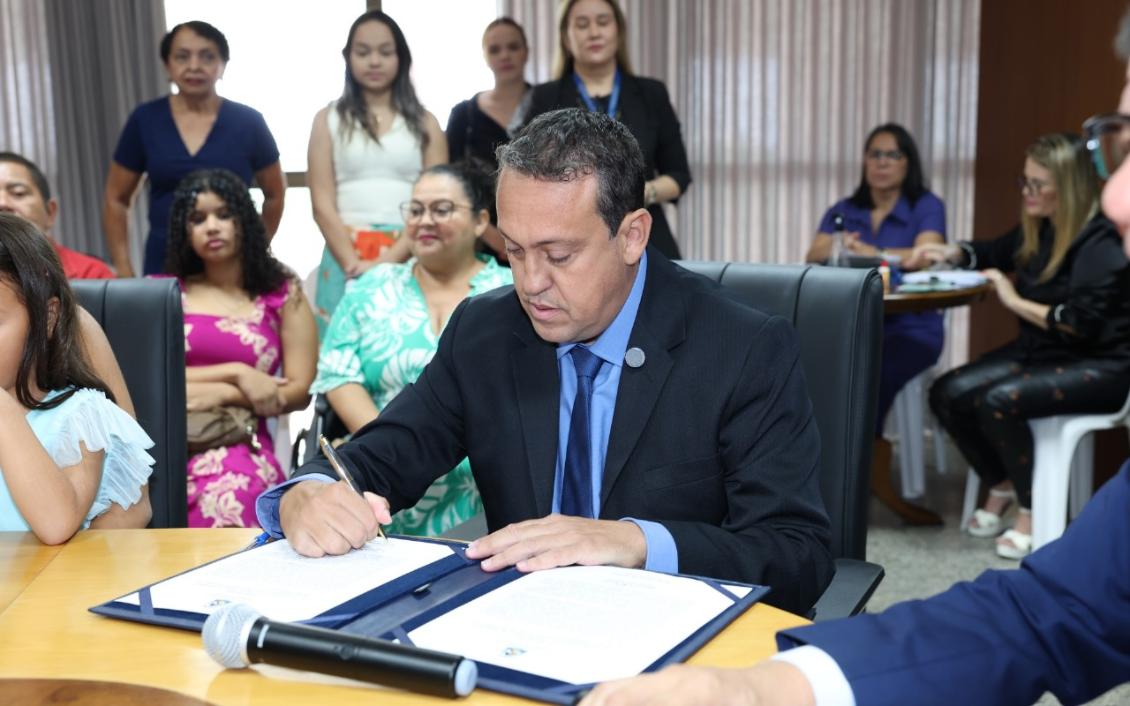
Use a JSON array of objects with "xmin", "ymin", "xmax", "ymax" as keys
[
  {"xmin": 0, "ymin": 0, "xmax": 58, "ymax": 191},
  {"xmin": 502, "ymin": 0, "xmax": 980, "ymax": 365},
  {"xmin": 0, "ymin": 0, "xmax": 165, "ymax": 268},
  {"xmin": 44, "ymin": 0, "xmax": 167, "ymax": 265}
]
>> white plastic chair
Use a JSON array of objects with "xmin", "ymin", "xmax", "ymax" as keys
[
  {"xmin": 892, "ymin": 369, "xmax": 950, "ymax": 499},
  {"xmin": 960, "ymin": 388, "xmax": 1130, "ymax": 549}
]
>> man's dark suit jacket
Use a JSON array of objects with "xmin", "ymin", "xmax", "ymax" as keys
[
  {"xmin": 525, "ymin": 75, "xmax": 691, "ymax": 260},
  {"xmin": 779, "ymin": 460, "xmax": 1130, "ymax": 705},
  {"xmin": 298, "ymin": 251, "xmax": 834, "ymax": 614}
]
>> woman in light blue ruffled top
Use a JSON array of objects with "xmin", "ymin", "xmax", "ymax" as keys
[{"xmin": 0, "ymin": 213, "xmax": 153, "ymax": 542}]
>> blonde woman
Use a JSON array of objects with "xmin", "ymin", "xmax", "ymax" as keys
[
  {"xmin": 524, "ymin": 0, "xmax": 690, "ymax": 259},
  {"xmin": 910, "ymin": 133, "xmax": 1130, "ymax": 559}
]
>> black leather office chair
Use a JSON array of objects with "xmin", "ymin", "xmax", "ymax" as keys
[
  {"xmin": 72, "ymin": 278, "xmax": 188, "ymax": 528},
  {"xmin": 294, "ymin": 394, "xmax": 350, "ymax": 468},
  {"xmin": 681, "ymin": 261, "xmax": 885, "ymax": 620}
]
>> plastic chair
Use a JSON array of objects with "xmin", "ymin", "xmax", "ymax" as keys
[
  {"xmin": 892, "ymin": 369, "xmax": 950, "ymax": 499},
  {"xmin": 960, "ymin": 388, "xmax": 1130, "ymax": 549}
]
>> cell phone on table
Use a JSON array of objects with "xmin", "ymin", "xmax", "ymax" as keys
[{"xmin": 319, "ymin": 435, "xmax": 386, "ymax": 542}]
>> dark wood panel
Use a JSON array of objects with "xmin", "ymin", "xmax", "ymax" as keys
[{"xmin": 973, "ymin": 0, "xmax": 1130, "ymax": 487}]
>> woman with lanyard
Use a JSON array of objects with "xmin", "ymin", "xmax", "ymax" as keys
[{"xmin": 525, "ymin": 0, "xmax": 691, "ymax": 260}]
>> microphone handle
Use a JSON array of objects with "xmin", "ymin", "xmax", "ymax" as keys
[{"xmin": 247, "ymin": 619, "xmax": 473, "ymax": 698}]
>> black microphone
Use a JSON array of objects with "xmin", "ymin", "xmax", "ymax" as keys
[{"xmin": 202, "ymin": 603, "xmax": 477, "ymax": 698}]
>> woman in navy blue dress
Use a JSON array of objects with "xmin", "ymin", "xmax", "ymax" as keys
[
  {"xmin": 807, "ymin": 123, "xmax": 947, "ymax": 525},
  {"xmin": 103, "ymin": 21, "xmax": 285, "ymax": 277}
]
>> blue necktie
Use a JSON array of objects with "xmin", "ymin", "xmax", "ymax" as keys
[{"xmin": 561, "ymin": 346, "xmax": 603, "ymax": 518}]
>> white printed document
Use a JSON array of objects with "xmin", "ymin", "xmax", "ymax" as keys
[
  {"xmin": 114, "ymin": 538, "xmax": 451, "ymax": 622},
  {"xmin": 407, "ymin": 565, "xmax": 737, "ymax": 685}
]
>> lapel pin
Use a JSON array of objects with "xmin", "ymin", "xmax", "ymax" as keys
[{"xmin": 624, "ymin": 347, "xmax": 646, "ymax": 368}]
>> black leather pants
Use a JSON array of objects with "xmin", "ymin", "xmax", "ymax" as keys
[{"xmin": 929, "ymin": 356, "xmax": 1130, "ymax": 508}]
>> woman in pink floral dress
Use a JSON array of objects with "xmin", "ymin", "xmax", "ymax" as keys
[{"xmin": 164, "ymin": 169, "xmax": 317, "ymax": 527}]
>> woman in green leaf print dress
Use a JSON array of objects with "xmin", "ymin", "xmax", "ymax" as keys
[{"xmin": 312, "ymin": 161, "xmax": 512, "ymax": 535}]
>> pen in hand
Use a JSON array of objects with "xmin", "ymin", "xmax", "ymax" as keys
[{"xmin": 319, "ymin": 435, "xmax": 387, "ymax": 543}]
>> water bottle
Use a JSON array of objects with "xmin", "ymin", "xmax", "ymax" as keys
[{"xmin": 828, "ymin": 213, "xmax": 845, "ymax": 266}]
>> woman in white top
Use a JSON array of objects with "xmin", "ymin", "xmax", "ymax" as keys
[{"xmin": 307, "ymin": 10, "xmax": 447, "ymax": 336}]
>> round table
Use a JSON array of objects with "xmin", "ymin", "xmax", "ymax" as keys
[{"xmin": 883, "ymin": 283, "xmax": 992, "ymax": 313}]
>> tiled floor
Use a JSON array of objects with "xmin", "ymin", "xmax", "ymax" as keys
[{"xmin": 866, "ymin": 440, "xmax": 1129, "ymax": 705}]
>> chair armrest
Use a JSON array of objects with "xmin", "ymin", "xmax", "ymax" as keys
[{"xmin": 810, "ymin": 557, "xmax": 885, "ymax": 621}]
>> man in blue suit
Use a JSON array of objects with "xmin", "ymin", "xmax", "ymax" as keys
[{"xmin": 581, "ymin": 12, "xmax": 1130, "ymax": 706}]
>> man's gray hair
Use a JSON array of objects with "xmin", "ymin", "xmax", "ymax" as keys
[{"xmin": 496, "ymin": 108, "xmax": 646, "ymax": 238}]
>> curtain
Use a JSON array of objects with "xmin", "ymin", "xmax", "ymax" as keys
[
  {"xmin": 0, "ymin": 0, "xmax": 57, "ymax": 193},
  {"xmin": 501, "ymin": 0, "xmax": 980, "ymax": 366},
  {"xmin": 44, "ymin": 0, "xmax": 167, "ymax": 266}
]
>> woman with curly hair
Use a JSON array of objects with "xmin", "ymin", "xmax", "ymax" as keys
[{"xmin": 164, "ymin": 169, "xmax": 317, "ymax": 528}]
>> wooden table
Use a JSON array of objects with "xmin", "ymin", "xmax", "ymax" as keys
[
  {"xmin": 0, "ymin": 530, "xmax": 808, "ymax": 705},
  {"xmin": 883, "ymin": 283, "xmax": 992, "ymax": 314}
]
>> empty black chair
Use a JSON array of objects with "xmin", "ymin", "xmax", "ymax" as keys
[
  {"xmin": 680, "ymin": 261, "xmax": 884, "ymax": 619},
  {"xmin": 72, "ymin": 278, "xmax": 187, "ymax": 528}
]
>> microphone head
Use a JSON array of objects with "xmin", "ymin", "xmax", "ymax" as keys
[{"xmin": 203, "ymin": 602, "xmax": 260, "ymax": 669}]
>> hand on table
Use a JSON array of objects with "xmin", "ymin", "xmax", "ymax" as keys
[
  {"xmin": 465, "ymin": 514, "xmax": 647, "ymax": 573},
  {"xmin": 981, "ymin": 267, "xmax": 1020, "ymax": 308},
  {"xmin": 904, "ymin": 242, "xmax": 958, "ymax": 270},
  {"xmin": 580, "ymin": 661, "xmax": 816, "ymax": 706},
  {"xmin": 279, "ymin": 480, "xmax": 391, "ymax": 557}
]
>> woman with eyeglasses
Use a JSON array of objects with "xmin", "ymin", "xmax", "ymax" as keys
[
  {"xmin": 312, "ymin": 162, "xmax": 512, "ymax": 536},
  {"xmin": 807, "ymin": 123, "xmax": 948, "ymax": 526},
  {"xmin": 104, "ymin": 21, "xmax": 285, "ymax": 277},
  {"xmin": 307, "ymin": 10, "xmax": 448, "ymax": 338},
  {"xmin": 908, "ymin": 132, "xmax": 1130, "ymax": 559}
]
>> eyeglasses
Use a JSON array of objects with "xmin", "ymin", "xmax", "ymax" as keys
[
  {"xmin": 1016, "ymin": 176, "xmax": 1054, "ymax": 195},
  {"xmin": 1083, "ymin": 113, "xmax": 1130, "ymax": 179},
  {"xmin": 865, "ymin": 149, "xmax": 905, "ymax": 162},
  {"xmin": 399, "ymin": 200, "xmax": 473, "ymax": 224}
]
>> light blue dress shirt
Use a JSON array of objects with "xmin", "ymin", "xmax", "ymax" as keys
[
  {"xmin": 257, "ymin": 251, "xmax": 678, "ymax": 573},
  {"xmin": 551, "ymin": 252, "xmax": 677, "ymax": 572}
]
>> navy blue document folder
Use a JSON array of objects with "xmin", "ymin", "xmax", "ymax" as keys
[{"xmin": 91, "ymin": 535, "xmax": 768, "ymax": 704}]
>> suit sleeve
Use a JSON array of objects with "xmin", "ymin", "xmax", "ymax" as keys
[
  {"xmin": 777, "ymin": 461, "xmax": 1130, "ymax": 706},
  {"xmin": 662, "ymin": 316, "xmax": 834, "ymax": 615},
  {"xmin": 292, "ymin": 299, "xmax": 473, "ymax": 512},
  {"xmin": 648, "ymin": 81, "xmax": 692, "ymax": 198}
]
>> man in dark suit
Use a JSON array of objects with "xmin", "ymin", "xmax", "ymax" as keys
[
  {"xmin": 257, "ymin": 108, "xmax": 834, "ymax": 615},
  {"xmin": 580, "ymin": 14, "xmax": 1130, "ymax": 704}
]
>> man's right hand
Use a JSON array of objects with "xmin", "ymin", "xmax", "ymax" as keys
[{"xmin": 279, "ymin": 480, "xmax": 391, "ymax": 557}]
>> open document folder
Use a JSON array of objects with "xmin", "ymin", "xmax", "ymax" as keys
[{"xmin": 91, "ymin": 535, "xmax": 768, "ymax": 704}]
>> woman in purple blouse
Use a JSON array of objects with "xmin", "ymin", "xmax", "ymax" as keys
[{"xmin": 807, "ymin": 123, "xmax": 947, "ymax": 525}]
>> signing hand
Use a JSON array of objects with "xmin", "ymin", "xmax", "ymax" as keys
[
  {"xmin": 236, "ymin": 366, "xmax": 288, "ymax": 416},
  {"xmin": 279, "ymin": 480, "xmax": 391, "ymax": 557},
  {"xmin": 981, "ymin": 268, "xmax": 1019, "ymax": 308},
  {"xmin": 465, "ymin": 515, "xmax": 648, "ymax": 573},
  {"xmin": 580, "ymin": 661, "xmax": 816, "ymax": 706}
]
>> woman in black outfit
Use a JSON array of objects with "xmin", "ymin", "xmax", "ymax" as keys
[
  {"xmin": 446, "ymin": 18, "xmax": 531, "ymax": 169},
  {"xmin": 524, "ymin": 0, "xmax": 691, "ymax": 259},
  {"xmin": 909, "ymin": 133, "xmax": 1130, "ymax": 559}
]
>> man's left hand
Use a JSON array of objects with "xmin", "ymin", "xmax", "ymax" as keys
[{"xmin": 465, "ymin": 515, "xmax": 648, "ymax": 572}]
